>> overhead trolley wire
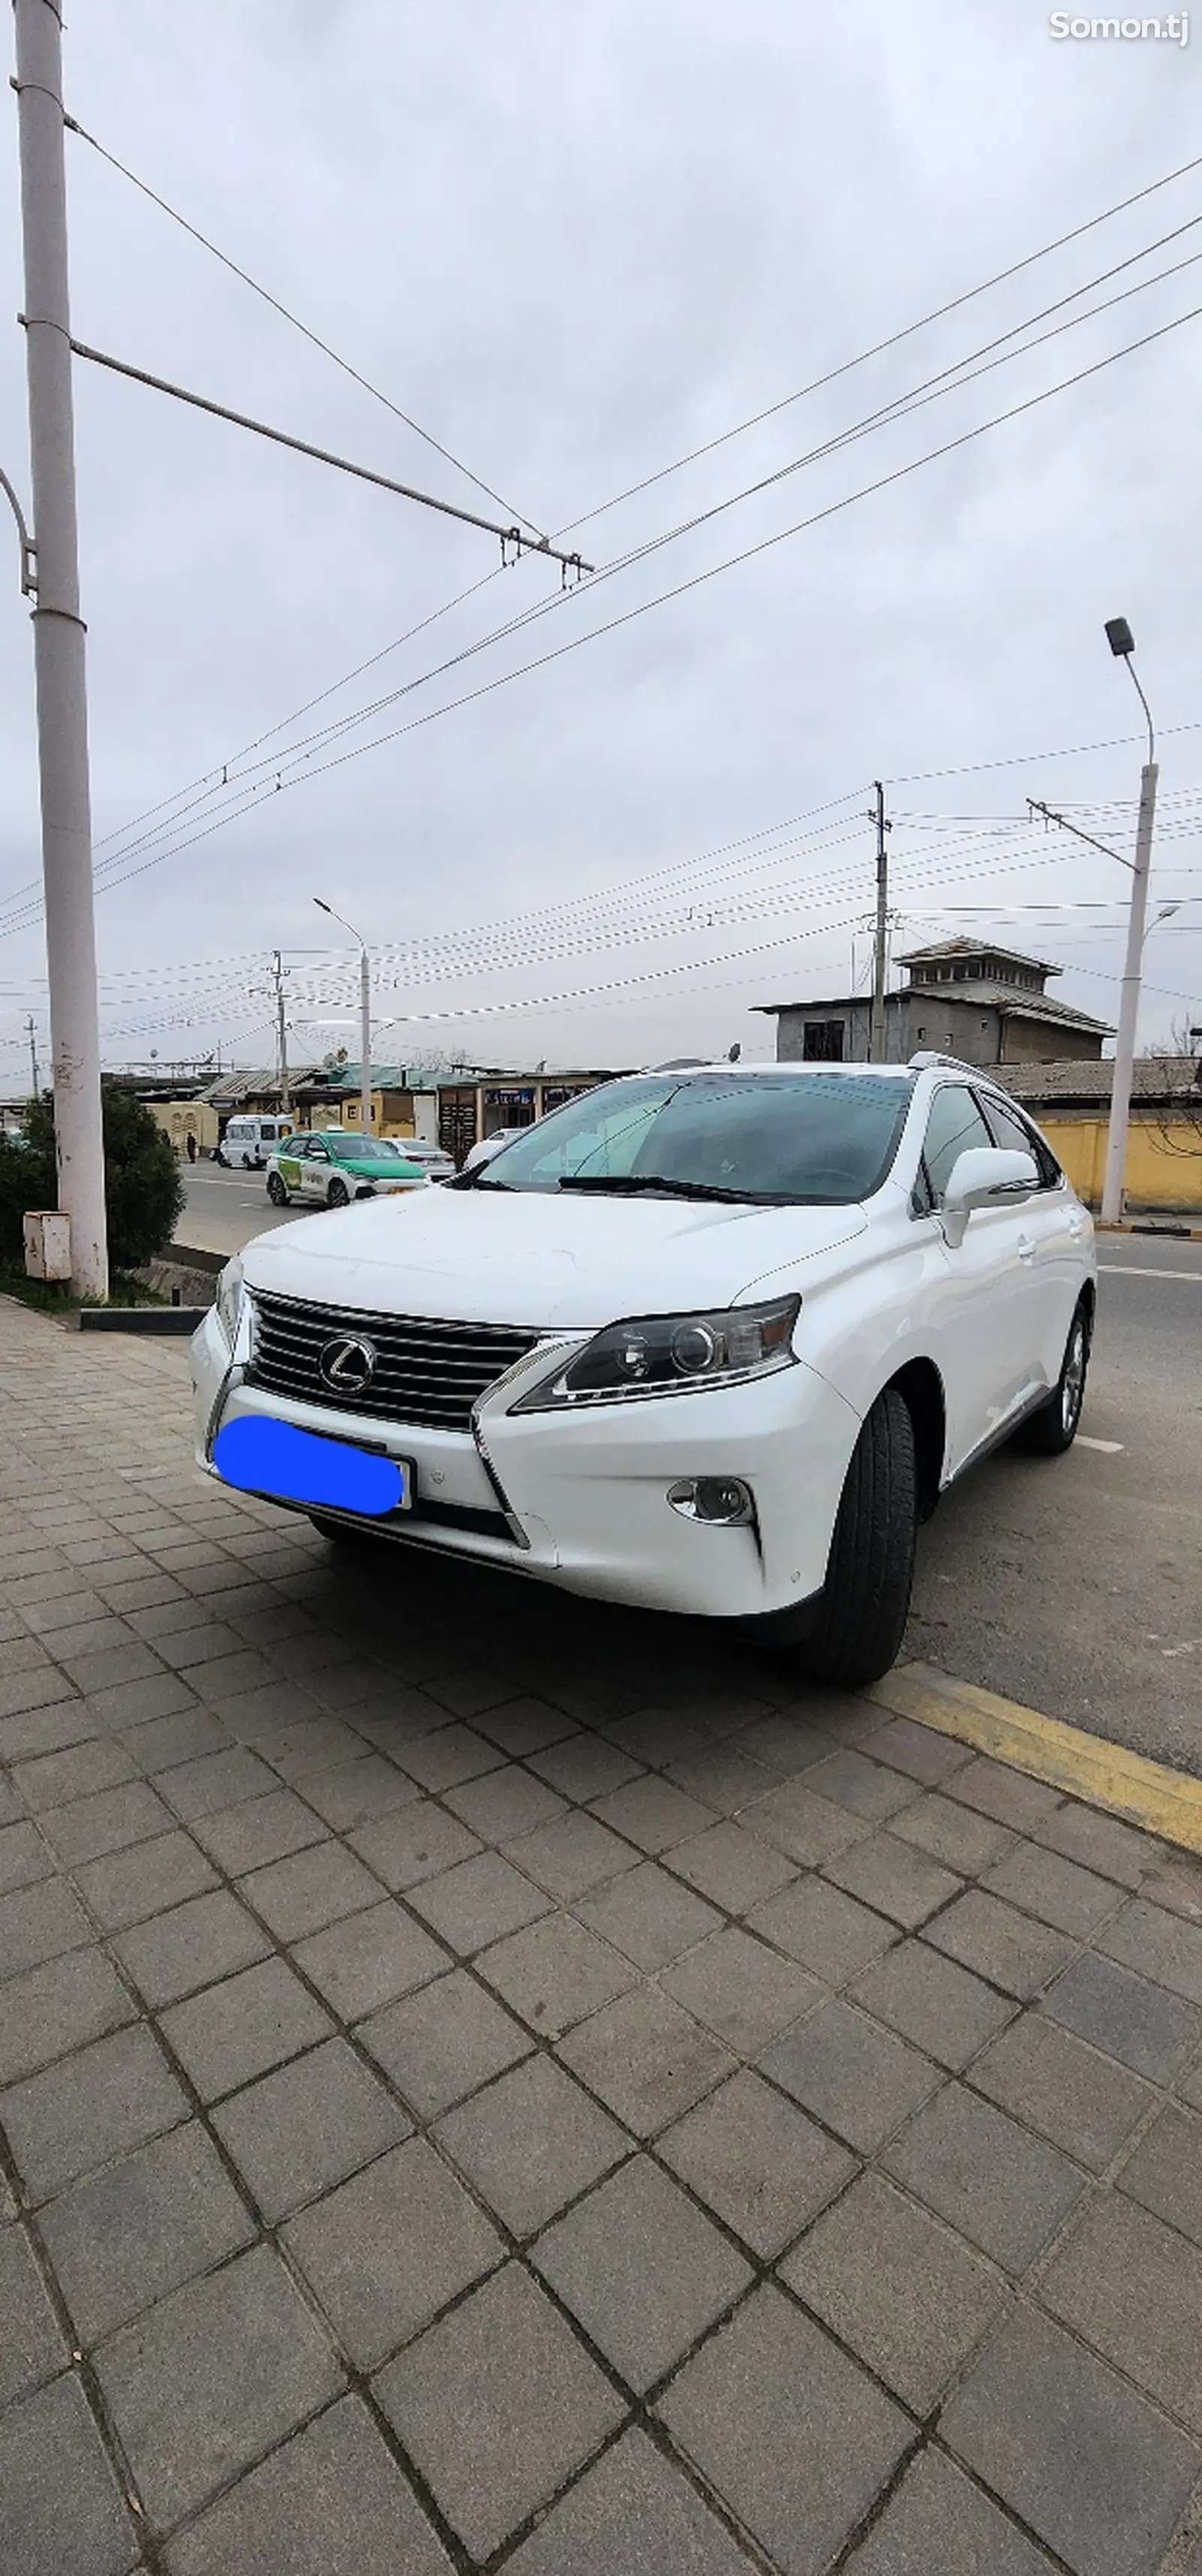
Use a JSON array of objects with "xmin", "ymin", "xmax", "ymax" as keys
[{"xmin": 68, "ymin": 117, "xmax": 546, "ymax": 538}]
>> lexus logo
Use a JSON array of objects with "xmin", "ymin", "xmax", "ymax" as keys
[{"xmin": 319, "ymin": 1334, "xmax": 377, "ymax": 1393}]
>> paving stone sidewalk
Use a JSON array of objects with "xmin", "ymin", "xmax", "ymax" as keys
[{"xmin": 4, "ymin": 1293, "xmax": 1202, "ymax": 2576}]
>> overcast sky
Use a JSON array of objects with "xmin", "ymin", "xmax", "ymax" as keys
[{"xmin": 2, "ymin": 0, "xmax": 1200, "ymax": 1086}]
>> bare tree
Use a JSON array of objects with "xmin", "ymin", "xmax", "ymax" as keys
[{"xmin": 1140, "ymin": 1019, "xmax": 1202, "ymax": 1150}]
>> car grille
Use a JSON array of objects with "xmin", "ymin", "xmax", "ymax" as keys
[{"xmin": 246, "ymin": 1292, "xmax": 540, "ymax": 1432}]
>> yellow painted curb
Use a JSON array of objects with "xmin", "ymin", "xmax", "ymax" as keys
[{"xmin": 868, "ymin": 1661, "xmax": 1202, "ymax": 1858}]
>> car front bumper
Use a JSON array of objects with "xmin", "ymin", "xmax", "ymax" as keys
[{"xmin": 191, "ymin": 1304, "xmax": 862, "ymax": 1620}]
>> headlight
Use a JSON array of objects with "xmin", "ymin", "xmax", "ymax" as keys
[
  {"xmin": 510, "ymin": 1294, "xmax": 799, "ymax": 1412},
  {"xmin": 214, "ymin": 1256, "xmax": 245, "ymax": 1348}
]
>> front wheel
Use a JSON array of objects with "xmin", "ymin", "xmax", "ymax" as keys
[
  {"xmin": 795, "ymin": 1387, "xmax": 918, "ymax": 1690},
  {"xmin": 1014, "ymin": 1300, "xmax": 1090, "ymax": 1456},
  {"xmin": 266, "ymin": 1171, "xmax": 288, "ymax": 1206},
  {"xmin": 327, "ymin": 1177, "xmax": 350, "ymax": 1208}
]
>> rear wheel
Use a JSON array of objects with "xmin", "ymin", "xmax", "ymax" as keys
[
  {"xmin": 1014, "ymin": 1299, "xmax": 1090, "ymax": 1455},
  {"xmin": 327, "ymin": 1176, "xmax": 350, "ymax": 1207},
  {"xmin": 266, "ymin": 1171, "xmax": 288, "ymax": 1205},
  {"xmin": 796, "ymin": 1387, "xmax": 918, "ymax": 1690}
]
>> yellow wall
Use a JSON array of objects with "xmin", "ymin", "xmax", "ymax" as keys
[
  {"xmin": 149, "ymin": 1101, "xmax": 219, "ymax": 1152},
  {"xmin": 1041, "ymin": 1113, "xmax": 1202, "ymax": 1211},
  {"xmin": 307, "ymin": 1096, "xmax": 415, "ymax": 1137}
]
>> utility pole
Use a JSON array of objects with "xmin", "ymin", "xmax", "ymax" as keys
[
  {"xmin": 358, "ymin": 947, "xmax": 371, "ymax": 1135},
  {"xmin": 272, "ymin": 950, "xmax": 291, "ymax": 1113},
  {"xmin": 313, "ymin": 898, "xmax": 371, "ymax": 1133},
  {"xmin": 1101, "ymin": 619, "xmax": 1158, "ymax": 1228},
  {"xmin": 14, "ymin": 0, "xmax": 108, "ymax": 1296},
  {"xmin": 868, "ymin": 781, "xmax": 892, "ymax": 1063},
  {"xmin": 26, "ymin": 1014, "xmax": 39, "ymax": 1095}
]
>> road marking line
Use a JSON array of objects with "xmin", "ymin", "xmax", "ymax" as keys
[
  {"xmin": 1077, "ymin": 1436, "xmax": 1124, "ymax": 1454},
  {"xmin": 869, "ymin": 1659, "xmax": 1202, "ymax": 1856},
  {"xmin": 1099, "ymin": 1264, "xmax": 1202, "ymax": 1282}
]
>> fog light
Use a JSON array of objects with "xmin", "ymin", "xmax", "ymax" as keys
[{"xmin": 667, "ymin": 1477, "xmax": 754, "ymax": 1526}]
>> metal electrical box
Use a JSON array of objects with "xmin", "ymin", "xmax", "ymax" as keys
[{"xmin": 23, "ymin": 1209, "xmax": 71, "ymax": 1281}]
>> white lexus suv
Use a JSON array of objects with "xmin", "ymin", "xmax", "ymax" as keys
[{"xmin": 192, "ymin": 1057, "xmax": 1096, "ymax": 1689}]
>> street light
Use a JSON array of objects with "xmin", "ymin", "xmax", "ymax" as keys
[
  {"xmin": 313, "ymin": 899, "xmax": 372, "ymax": 1137},
  {"xmin": 1101, "ymin": 618, "xmax": 1159, "ymax": 1226}
]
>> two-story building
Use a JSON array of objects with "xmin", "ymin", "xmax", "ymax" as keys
[{"xmin": 757, "ymin": 938, "xmax": 1111, "ymax": 1068}]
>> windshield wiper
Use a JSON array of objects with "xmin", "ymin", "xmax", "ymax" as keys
[
  {"xmin": 557, "ymin": 1173, "xmax": 756, "ymax": 1203},
  {"xmin": 450, "ymin": 1170, "xmax": 514, "ymax": 1191}
]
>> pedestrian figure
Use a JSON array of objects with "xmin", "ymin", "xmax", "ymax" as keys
[{"xmin": 186, "ymin": 1130, "xmax": 197, "ymax": 1162}]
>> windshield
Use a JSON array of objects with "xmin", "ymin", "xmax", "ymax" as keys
[
  {"xmin": 326, "ymin": 1135, "xmax": 403, "ymax": 1164},
  {"xmin": 472, "ymin": 1073, "xmax": 915, "ymax": 1205}
]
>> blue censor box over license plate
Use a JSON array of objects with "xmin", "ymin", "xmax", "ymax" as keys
[{"xmin": 213, "ymin": 1416, "xmax": 409, "ymax": 1516}]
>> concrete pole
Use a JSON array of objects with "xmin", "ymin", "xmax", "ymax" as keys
[
  {"xmin": 868, "ymin": 781, "xmax": 889, "ymax": 1063},
  {"xmin": 359, "ymin": 947, "xmax": 372, "ymax": 1134},
  {"xmin": 14, "ymin": 0, "xmax": 108, "ymax": 1295},
  {"xmin": 1100, "ymin": 757, "xmax": 1158, "ymax": 1225},
  {"xmin": 273, "ymin": 952, "xmax": 291, "ymax": 1112}
]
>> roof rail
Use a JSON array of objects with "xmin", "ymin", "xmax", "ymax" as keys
[{"xmin": 908, "ymin": 1050, "xmax": 986, "ymax": 1076}]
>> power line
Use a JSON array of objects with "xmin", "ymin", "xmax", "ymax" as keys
[
  {"xmin": 214, "ymin": 295, "xmax": 1202, "ymax": 818},
  {"xmin": 5, "ymin": 267, "xmax": 1196, "ymax": 950},
  {"xmin": 549, "ymin": 147, "xmax": 1202, "ymax": 542},
  {"xmin": 68, "ymin": 116, "xmax": 545, "ymax": 536},
  {"xmin": 6, "ymin": 157, "xmax": 1197, "ymax": 930},
  {"xmin": 71, "ymin": 220, "xmax": 1202, "ymax": 886}
]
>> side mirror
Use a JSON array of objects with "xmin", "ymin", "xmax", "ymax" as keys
[{"xmin": 941, "ymin": 1146, "xmax": 1038, "ymax": 1248}]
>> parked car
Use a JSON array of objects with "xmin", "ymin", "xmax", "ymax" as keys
[
  {"xmin": 462, "ymin": 1127, "xmax": 530, "ymax": 1173},
  {"xmin": 216, "ymin": 1115, "xmax": 294, "ymax": 1170},
  {"xmin": 378, "ymin": 1137, "xmax": 455, "ymax": 1184},
  {"xmin": 264, "ymin": 1130, "xmax": 430, "ymax": 1209},
  {"xmin": 194, "ymin": 1057, "xmax": 1096, "ymax": 1687}
]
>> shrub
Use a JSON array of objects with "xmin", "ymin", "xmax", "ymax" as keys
[{"xmin": 0, "ymin": 1085, "xmax": 185, "ymax": 1273}]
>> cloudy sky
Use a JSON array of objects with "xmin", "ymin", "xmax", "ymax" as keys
[{"xmin": 1, "ymin": 0, "xmax": 1200, "ymax": 1088}]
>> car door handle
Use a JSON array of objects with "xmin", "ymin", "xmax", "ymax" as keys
[{"xmin": 1017, "ymin": 1236, "xmax": 1035, "ymax": 1262}]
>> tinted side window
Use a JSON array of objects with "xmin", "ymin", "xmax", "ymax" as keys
[
  {"xmin": 980, "ymin": 1093, "xmax": 1061, "ymax": 1186},
  {"xmin": 921, "ymin": 1087, "xmax": 995, "ymax": 1203}
]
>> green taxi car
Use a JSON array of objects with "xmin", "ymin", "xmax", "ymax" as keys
[{"xmin": 265, "ymin": 1131, "xmax": 430, "ymax": 1209}]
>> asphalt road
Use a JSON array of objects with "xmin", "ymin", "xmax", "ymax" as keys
[
  {"xmin": 177, "ymin": 1168, "xmax": 1202, "ymax": 1769},
  {"xmin": 906, "ymin": 1230, "xmax": 1202, "ymax": 1772},
  {"xmin": 177, "ymin": 1159, "xmax": 298, "ymax": 1258}
]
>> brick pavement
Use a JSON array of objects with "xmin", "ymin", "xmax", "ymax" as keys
[{"xmin": 3, "ymin": 1294, "xmax": 1202, "ymax": 2575}]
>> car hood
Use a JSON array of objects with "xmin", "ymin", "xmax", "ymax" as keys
[{"xmin": 239, "ymin": 1185, "xmax": 869, "ymax": 1330}]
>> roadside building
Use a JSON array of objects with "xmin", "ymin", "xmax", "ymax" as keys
[
  {"xmin": 757, "ymin": 938, "xmax": 1110, "ymax": 1068},
  {"xmin": 434, "ymin": 1068, "xmax": 624, "ymax": 1167},
  {"xmin": 995, "ymin": 1055, "xmax": 1202, "ymax": 1213},
  {"xmin": 288, "ymin": 1060, "xmax": 444, "ymax": 1142},
  {"xmin": 146, "ymin": 1099, "xmax": 219, "ymax": 1156}
]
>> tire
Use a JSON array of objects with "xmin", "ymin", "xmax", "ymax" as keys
[
  {"xmin": 266, "ymin": 1171, "xmax": 288, "ymax": 1206},
  {"xmin": 796, "ymin": 1387, "xmax": 918, "ymax": 1690},
  {"xmin": 1013, "ymin": 1299, "xmax": 1090, "ymax": 1456},
  {"xmin": 213, "ymin": 1150, "xmax": 227, "ymax": 1167},
  {"xmin": 327, "ymin": 1178, "xmax": 350, "ymax": 1208}
]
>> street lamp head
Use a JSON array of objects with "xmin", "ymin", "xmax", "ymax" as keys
[
  {"xmin": 1104, "ymin": 617, "xmax": 1135, "ymax": 659},
  {"xmin": 313, "ymin": 896, "xmax": 332, "ymax": 916}
]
